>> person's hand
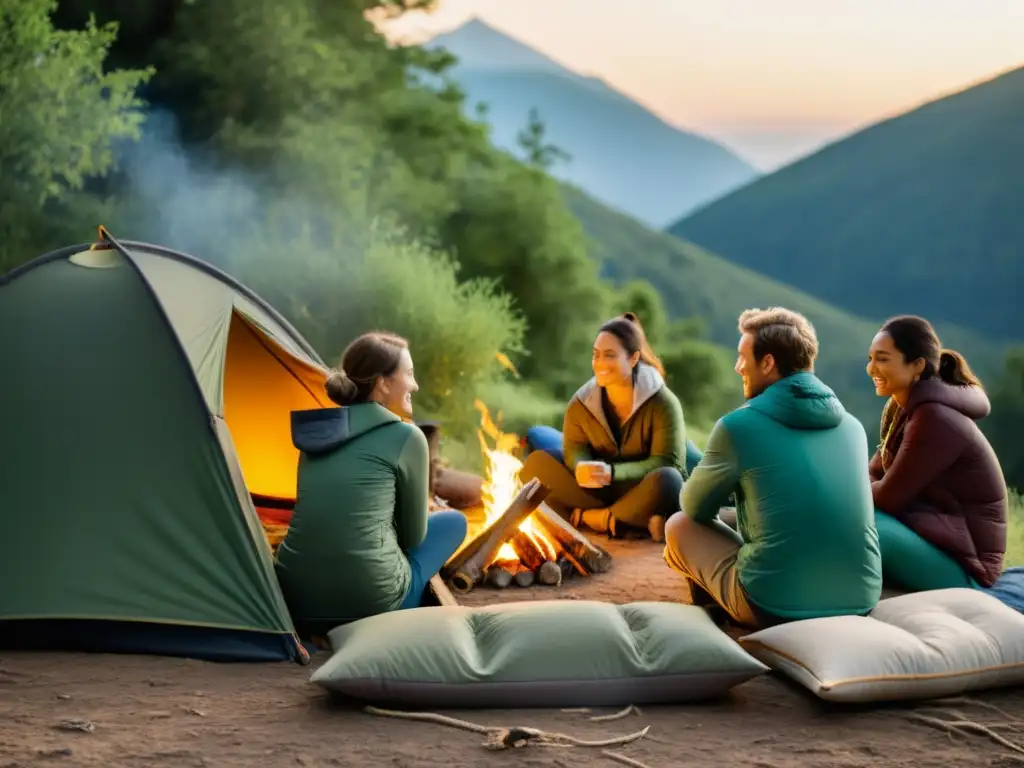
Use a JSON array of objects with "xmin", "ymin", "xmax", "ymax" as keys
[{"xmin": 576, "ymin": 461, "xmax": 612, "ymax": 488}]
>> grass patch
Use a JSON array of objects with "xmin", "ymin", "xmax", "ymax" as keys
[{"xmin": 1007, "ymin": 491, "xmax": 1024, "ymax": 567}]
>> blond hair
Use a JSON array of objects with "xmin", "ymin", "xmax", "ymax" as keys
[{"xmin": 738, "ymin": 307, "xmax": 818, "ymax": 376}]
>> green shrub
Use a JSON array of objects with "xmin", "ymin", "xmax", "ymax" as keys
[
  {"xmin": 662, "ymin": 338, "xmax": 742, "ymax": 428},
  {"xmin": 479, "ymin": 378, "xmax": 566, "ymax": 436},
  {"xmin": 236, "ymin": 219, "xmax": 526, "ymax": 442}
]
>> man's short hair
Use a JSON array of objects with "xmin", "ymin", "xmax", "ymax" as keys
[{"xmin": 738, "ymin": 307, "xmax": 819, "ymax": 376}]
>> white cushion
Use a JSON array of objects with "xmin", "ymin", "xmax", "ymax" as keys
[{"xmin": 738, "ymin": 588, "xmax": 1024, "ymax": 703}]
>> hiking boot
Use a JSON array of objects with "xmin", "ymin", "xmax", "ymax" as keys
[
  {"xmin": 570, "ymin": 508, "xmax": 583, "ymax": 529},
  {"xmin": 576, "ymin": 508, "xmax": 617, "ymax": 537},
  {"xmin": 648, "ymin": 514, "xmax": 666, "ymax": 543}
]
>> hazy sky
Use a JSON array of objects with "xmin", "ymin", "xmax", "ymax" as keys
[{"xmin": 387, "ymin": 0, "xmax": 1024, "ymax": 169}]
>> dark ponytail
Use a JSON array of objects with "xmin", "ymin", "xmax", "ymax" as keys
[
  {"xmin": 598, "ymin": 312, "xmax": 665, "ymax": 377},
  {"xmin": 939, "ymin": 348, "xmax": 981, "ymax": 387}
]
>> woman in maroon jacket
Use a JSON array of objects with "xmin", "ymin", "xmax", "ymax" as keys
[{"xmin": 866, "ymin": 315, "xmax": 1007, "ymax": 591}]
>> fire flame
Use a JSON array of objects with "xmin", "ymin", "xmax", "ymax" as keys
[{"xmin": 474, "ymin": 399, "xmax": 558, "ymax": 564}]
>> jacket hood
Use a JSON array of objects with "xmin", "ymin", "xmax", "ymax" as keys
[
  {"xmin": 906, "ymin": 378, "xmax": 991, "ymax": 421},
  {"xmin": 746, "ymin": 371, "xmax": 846, "ymax": 430},
  {"xmin": 573, "ymin": 363, "xmax": 664, "ymax": 434},
  {"xmin": 291, "ymin": 402, "xmax": 400, "ymax": 456}
]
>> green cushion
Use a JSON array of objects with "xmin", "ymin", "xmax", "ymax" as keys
[{"xmin": 310, "ymin": 600, "xmax": 768, "ymax": 708}]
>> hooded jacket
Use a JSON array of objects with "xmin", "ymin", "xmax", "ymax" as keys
[
  {"xmin": 683, "ymin": 372, "xmax": 882, "ymax": 619},
  {"xmin": 562, "ymin": 363, "xmax": 687, "ymax": 484},
  {"xmin": 869, "ymin": 379, "xmax": 1007, "ymax": 586},
  {"xmin": 275, "ymin": 403, "xmax": 429, "ymax": 623}
]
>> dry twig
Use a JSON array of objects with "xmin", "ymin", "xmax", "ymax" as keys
[
  {"xmin": 932, "ymin": 697, "xmax": 1022, "ymax": 721},
  {"xmin": 589, "ymin": 705, "xmax": 644, "ymax": 722},
  {"xmin": 907, "ymin": 713, "xmax": 1024, "ymax": 756},
  {"xmin": 364, "ymin": 705, "xmax": 650, "ymax": 751},
  {"xmin": 601, "ymin": 749, "xmax": 654, "ymax": 768}
]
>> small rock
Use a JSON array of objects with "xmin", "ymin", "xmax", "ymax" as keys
[
  {"xmin": 185, "ymin": 707, "xmax": 206, "ymax": 717},
  {"xmin": 37, "ymin": 748, "xmax": 73, "ymax": 758},
  {"xmin": 55, "ymin": 694, "xmax": 71, "ymax": 701},
  {"xmin": 54, "ymin": 720, "xmax": 94, "ymax": 734}
]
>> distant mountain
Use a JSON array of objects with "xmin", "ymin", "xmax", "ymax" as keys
[
  {"xmin": 429, "ymin": 19, "xmax": 759, "ymax": 227},
  {"xmin": 562, "ymin": 182, "xmax": 1007, "ymax": 434},
  {"xmin": 667, "ymin": 65, "xmax": 1024, "ymax": 342}
]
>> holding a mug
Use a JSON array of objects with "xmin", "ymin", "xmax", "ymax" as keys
[
  {"xmin": 576, "ymin": 460, "xmax": 612, "ymax": 489},
  {"xmin": 518, "ymin": 313, "xmax": 687, "ymax": 543}
]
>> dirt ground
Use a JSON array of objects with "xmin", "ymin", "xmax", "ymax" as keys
[{"xmin": 2, "ymin": 536, "xmax": 1023, "ymax": 768}]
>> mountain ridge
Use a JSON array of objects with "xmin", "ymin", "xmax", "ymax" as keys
[
  {"xmin": 667, "ymin": 64, "xmax": 1024, "ymax": 341},
  {"xmin": 429, "ymin": 19, "xmax": 759, "ymax": 226}
]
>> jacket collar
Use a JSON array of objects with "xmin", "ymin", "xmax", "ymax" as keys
[{"xmin": 572, "ymin": 363, "xmax": 664, "ymax": 440}]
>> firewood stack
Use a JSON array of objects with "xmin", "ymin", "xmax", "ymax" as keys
[{"xmin": 441, "ymin": 481, "xmax": 613, "ymax": 595}]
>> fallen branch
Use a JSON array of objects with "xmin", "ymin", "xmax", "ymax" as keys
[
  {"xmin": 931, "ymin": 697, "xmax": 1022, "ymax": 722},
  {"xmin": 907, "ymin": 713, "xmax": 1024, "ymax": 756},
  {"xmin": 364, "ymin": 705, "xmax": 650, "ymax": 751},
  {"xmin": 914, "ymin": 707, "xmax": 1023, "ymax": 734}
]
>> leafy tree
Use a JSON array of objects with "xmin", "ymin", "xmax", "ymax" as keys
[
  {"xmin": 612, "ymin": 279, "xmax": 669, "ymax": 348},
  {"xmin": 100, "ymin": 0, "xmax": 606, "ymax": 398},
  {"xmin": 662, "ymin": 339, "xmax": 742, "ymax": 427},
  {"xmin": 517, "ymin": 107, "xmax": 571, "ymax": 171},
  {"xmin": 441, "ymin": 153, "xmax": 609, "ymax": 395},
  {"xmin": 0, "ymin": 0, "xmax": 151, "ymax": 270},
  {"xmin": 985, "ymin": 348, "xmax": 1024, "ymax": 492}
]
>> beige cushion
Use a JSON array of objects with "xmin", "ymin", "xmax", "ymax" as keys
[{"xmin": 738, "ymin": 588, "xmax": 1024, "ymax": 703}]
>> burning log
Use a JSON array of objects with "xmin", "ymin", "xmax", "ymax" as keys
[
  {"xmin": 485, "ymin": 563, "xmax": 516, "ymax": 589},
  {"xmin": 427, "ymin": 574, "xmax": 459, "ymax": 607},
  {"xmin": 533, "ymin": 503, "xmax": 613, "ymax": 575},
  {"xmin": 509, "ymin": 531, "xmax": 546, "ymax": 572},
  {"xmin": 537, "ymin": 560, "xmax": 562, "ymax": 586},
  {"xmin": 435, "ymin": 468, "xmax": 484, "ymax": 511},
  {"xmin": 514, "ymin": 567, "xmax": 535, "ymax": 588},
  {"xmin": 443, "ymin": 478, "xmax": 550, "ymax": 594}
]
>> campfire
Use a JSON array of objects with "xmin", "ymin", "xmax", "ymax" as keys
[{"xmin": 441, "ymin": 402, "xmax": 612, "ymax": 594}]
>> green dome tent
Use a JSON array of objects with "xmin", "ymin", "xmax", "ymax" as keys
[{"xmin": 0, "ymin": 228, "xmax": 334, "ymax": 663}]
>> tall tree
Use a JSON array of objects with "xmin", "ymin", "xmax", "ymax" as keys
[{"xmin": 0, "ymin": 0, "xmax": 152, "ymax": 270}]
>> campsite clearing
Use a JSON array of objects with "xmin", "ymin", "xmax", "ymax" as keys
[{"xmin": 2, "ymin": 537, "xmax": 1022, "ymax": 768}]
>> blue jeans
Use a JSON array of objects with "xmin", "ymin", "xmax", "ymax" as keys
[
  {"xmin": 400, "ymin": 510, "xmax": 468, "ymax": 609},
  {"xmin": 525, "ymin": 425, "xmax": 705, "ymax": 477}
]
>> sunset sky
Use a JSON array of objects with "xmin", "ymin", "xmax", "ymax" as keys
[{"xmin": 387, "ymin": 0, "xmax": 1024, "ymax": 168}]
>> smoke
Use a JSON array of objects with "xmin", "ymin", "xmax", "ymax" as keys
[{"xmin": 114, "ymin": 108, "xmax": 265, "ymax": 269}]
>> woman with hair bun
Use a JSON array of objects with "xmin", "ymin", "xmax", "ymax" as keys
[
  {"xmin": 866, "ymin": 315, "xmax": 1007, "ymax": 591},
  {"xmin": 519, "ymin": 312, "xmax": 686, "ymax": 543},
  {"xmin": 276, "ymin": 332, "xmax": 467, "ymax": 634}
]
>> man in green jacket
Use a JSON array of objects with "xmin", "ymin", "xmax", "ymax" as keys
[{"xmin": 664, "ymin": 307, "xmax": 882, "ymax": 628}]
